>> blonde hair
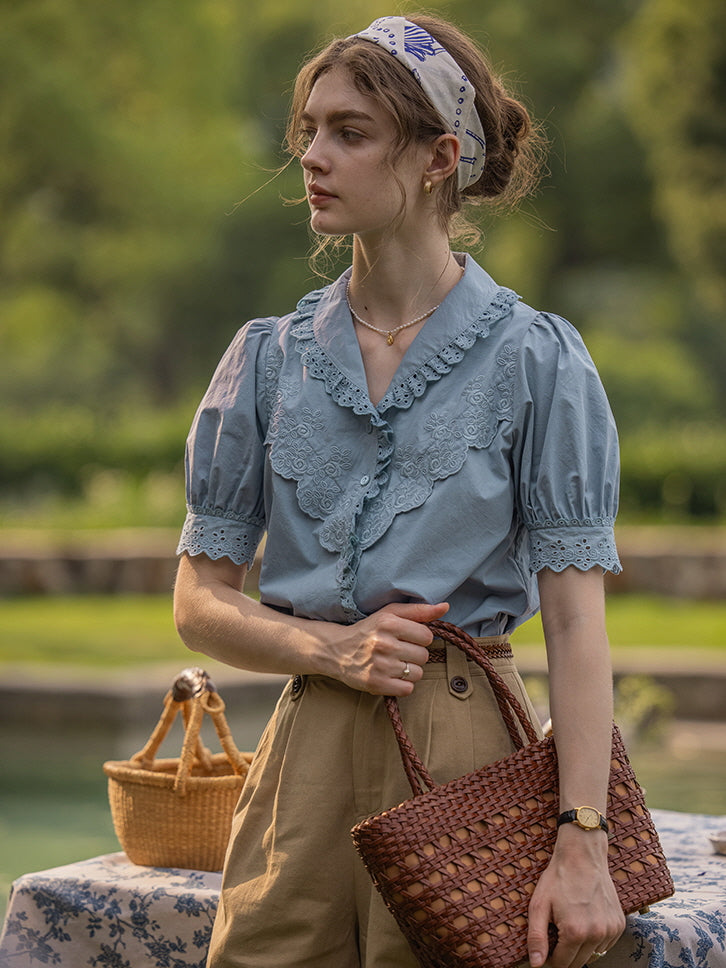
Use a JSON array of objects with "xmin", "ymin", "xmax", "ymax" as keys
[{"xmin": 286, "ymin": 13, "xmax": 546, "ymax": 268}]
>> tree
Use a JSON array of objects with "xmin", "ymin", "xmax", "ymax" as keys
[
  {"xmin": 0, "ymin": 0, "xmax": 258, "ymax": 409},
  {"xmin": 623, "ymin": 0, "xmax": 726, "ymax": 404}
]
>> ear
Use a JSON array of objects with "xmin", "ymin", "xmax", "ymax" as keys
[{"xmin": 425, "ymin": 134, "xmax": 460, "ymax": 188}]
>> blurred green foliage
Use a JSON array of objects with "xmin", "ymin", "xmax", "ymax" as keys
[{"xmin": 1, "ymin": 0, "xmax": 724, "ymax": 522}]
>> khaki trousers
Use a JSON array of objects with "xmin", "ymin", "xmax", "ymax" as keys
[{"xmin": 207, "ymin": 639, "xmax": 543, "ymax": 968}]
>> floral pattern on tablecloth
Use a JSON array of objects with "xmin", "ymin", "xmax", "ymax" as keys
[
  {"xmin": 0, "ymin": 852, "xmax": 221, "ymax": 967},
  {"xmin": 600, "ymin": 809, "xmax": 726, "ymax": 968},
  {"xmin": 1, "ymin": 809, "xmax": 725, "ymax": 967}
]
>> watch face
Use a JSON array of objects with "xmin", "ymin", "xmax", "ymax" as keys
[{"xmin": 576, "ymin": 807, "xmax": 601, "ymax": 829}]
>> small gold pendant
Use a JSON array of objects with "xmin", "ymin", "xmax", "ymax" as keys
[{"xmin": 386, "ymin": 332, "xmax": 395, "ymax": 345}]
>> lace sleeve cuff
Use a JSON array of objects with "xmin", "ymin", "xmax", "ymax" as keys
[
  {"xmin": 176, "ymin": 509, "xmax": 265, "ymax": 567},
  {"xmin": 527, "ymin": 521, "xmax": 622, "ymax": 575}
]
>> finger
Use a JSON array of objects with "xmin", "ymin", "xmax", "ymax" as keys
[
  {"xmin": 379, "ymin": 674, "xmax": 416, "ymax": 698},
  {"xmin": 546, "ymin": 937, "xmax": 587, "ymax": 968},
  {"xmin": 399, "ymin": 642, "xmax": 433, "ymax": 666},
  {"xmin": 385, "ymin": 605, "xmax": 450, "ymax": 649},
  {"xmin": 578, "ymin": 949, "xmax": 608, "ymax": 968},
  {"xmin": 581, "ymin": 917, "xmax": 624, "ymax": 965},
  {"xmin": 526, "ymin": 902, "xmax": 551, "ymax": 968},
  {"xmin": 376, "ymin": 655, "xmax": 426, "ymax": 698},
  {"xmin": 393, "ymin": 656, "xmax": 426, "ymax": 682},
  {"xmin": 380, "ymin": 601, "xmax": 450, "ymax": 628},
  {"xmin": 393, "ymin": 659, "xmax": 413, "ymax": 684}
]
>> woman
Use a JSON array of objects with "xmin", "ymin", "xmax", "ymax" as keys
[{"xmin": 174, "ymin": 14, "xmax": 626, "ymax": 968}]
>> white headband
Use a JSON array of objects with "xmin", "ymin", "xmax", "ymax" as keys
[{"xmin": 353, "ymin": 16, "xmax": 486, "ymax": 191}]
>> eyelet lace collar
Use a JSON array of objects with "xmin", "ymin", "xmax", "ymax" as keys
[{"xmin": 289, "ymin": 255, "xmax": 519, "ymax": 417}]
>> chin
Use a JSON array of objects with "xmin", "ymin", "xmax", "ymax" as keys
[
  {"xmin": 310, "ymin": 217, "xmax": 352, "ymax": 237},
  {"xmin": 311, "ymin": 216, "xmax": 387, "ymax": 240}
]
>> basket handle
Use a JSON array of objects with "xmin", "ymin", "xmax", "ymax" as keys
[
  {"xmin": 129, "ymin": 668, "xmax": 252, "ymax": 796},
  {"xmin": 130, "ymin": 690, "xmax": 181, "ymax": 768},
  {"xmin": 384, "ymin": 621, "xmax": 540, "ymax": 797},
  {"xmin": 130, "ymin": 668, "xmax": 213, "ymax": 769}
]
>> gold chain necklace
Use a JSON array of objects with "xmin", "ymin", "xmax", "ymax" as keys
[{"xmin": 345, "ymin": 282, "xmax": 441, "ymax": 346}]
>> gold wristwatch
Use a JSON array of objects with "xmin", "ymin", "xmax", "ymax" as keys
[{"xmin": 557, "ymin": 806, "xmax": 608, "ymax": 833}]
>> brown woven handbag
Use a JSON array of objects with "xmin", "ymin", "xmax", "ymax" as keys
[{"xmin": 351, "ymin": 621, "xmax": 674, "ymax": 968}]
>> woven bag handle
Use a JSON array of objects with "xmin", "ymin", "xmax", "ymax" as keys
[
  {"xmin": 384, "ymin": 620, "xmax": 541, "ymax": 797},
  {"xmin": 182, "ymin": 700, "xmax": 214, "ymax": 773}
]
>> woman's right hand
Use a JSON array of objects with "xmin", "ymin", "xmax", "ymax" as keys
[
  {"xmin": 321, "ymin": 601, "xmax": 450, "ymax": 696},
  {"xmin": 175, "ymin": 552, "xmax": 448, "ymax": 693}
]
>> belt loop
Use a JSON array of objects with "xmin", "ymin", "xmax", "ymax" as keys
[{"xmin": 446, "ymin": 644, "xmax": 473, "ymax": 700}]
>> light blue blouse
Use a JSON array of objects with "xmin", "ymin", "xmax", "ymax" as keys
[{"xmin": 177, "ymin": 256, "xmax": 621, "ymax": 635}]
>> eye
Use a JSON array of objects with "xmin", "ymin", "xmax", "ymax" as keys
[
  {"xmin": 340, "ymin": 128, "xmax": 363, "ymax": 143},
  {"xmin": 298, "ymin": 128, "xmax": 316, "ymax": 151}
]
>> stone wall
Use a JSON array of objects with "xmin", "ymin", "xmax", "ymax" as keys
[{"xmin": 0, "ymin": 527, "xmax": 724, "ymax": 598}]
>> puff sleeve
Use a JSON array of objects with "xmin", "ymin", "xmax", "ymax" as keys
[
  {"xmin": 176, "ymin": 317, "xmax": 275, "ymax": 566},
  {"xmin": 513, "ymin": 312, "xmax": 622, "ymax": 575}
]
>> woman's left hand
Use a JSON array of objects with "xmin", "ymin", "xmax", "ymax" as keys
[{"xmin": 527, "ymin": 826, "xmax": 625, "ymax": 967}]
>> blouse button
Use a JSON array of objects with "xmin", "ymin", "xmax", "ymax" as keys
[{"xmin": 359, "ymin": 475, "xmax": 370, "ymax": 486}]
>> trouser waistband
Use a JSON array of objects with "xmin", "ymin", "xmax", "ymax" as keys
[{"xmin": 428, "ymin": 633, "xmax": 512, "ymax": 663}]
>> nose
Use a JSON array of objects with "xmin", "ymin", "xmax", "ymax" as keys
[{"xmin": 301, "ymin": 133, "xmax": 329, "ymax": 174}]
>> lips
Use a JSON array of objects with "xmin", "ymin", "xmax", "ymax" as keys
[{"xmin": 308, "ymin": 184, "xmax": 336, "ymax": 204}]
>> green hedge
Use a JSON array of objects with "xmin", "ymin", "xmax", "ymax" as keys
[
  {"xmin": 619, "ymin": 425, "xmax": 726, "ymax": 518},
  {"xmin": 2, "ymin": 411, "xmax": 725, "ymax": 520},
  {"xmin": 0, "ymin": 406, "xmax": 191, "ymax": 494}
]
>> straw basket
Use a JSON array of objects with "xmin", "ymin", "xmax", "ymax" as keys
[{"xmin": 103, "ymin": 668, "xmax": 253, "ymax": 871}]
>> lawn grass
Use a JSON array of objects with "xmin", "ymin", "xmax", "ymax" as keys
[
  {"xmin": 0, "ymin": 595, "xmax": 184, "ymax": 667},
  {"xmin": 1, "ymin": 592, "xmax": 725, "ymax": 668},
  {"xmin": 514, "ymin": 594, "xmax": 726, "ymax": 651}
]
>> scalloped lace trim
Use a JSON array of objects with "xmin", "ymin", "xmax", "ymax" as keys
[
  {"xmin": 176, "ymin": 511, "xmax": 263, "ymax": 566},
  {"xmin": 287, "ymin": 285, "xmax": 520, "ymax": 417},
  {"xmin": 289, "ymin": 287, "xmax": 378, "ymax": 418},
  {"xmin": 266, "ymin": 344, "xmax": 519, "ymax": 556},
  {"xmin": 528, "ymin": 523, "xmax": 622, "ymax": 575},
  {"xmin": 359, "ymin": 349, "xmax": 518, "ymax": 548},
  {"xmin": 380, "ymin": 288, "xmax": 520, "ymax": 412}
]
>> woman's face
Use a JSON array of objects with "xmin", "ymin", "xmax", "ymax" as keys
[{"xmin": 299, "ymin": 66, "xmax": 428, "ymax": 239}]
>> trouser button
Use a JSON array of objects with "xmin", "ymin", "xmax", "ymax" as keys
[{"xmin": 450, "ymin": 675, "xmax": 469, "ymax": 694}]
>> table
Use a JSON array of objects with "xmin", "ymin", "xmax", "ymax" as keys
[
  {"xmin": 0, "ymin": 855, "xmax": 220, "ymax": 968},
  {"xmin": 1, "ymin": 809, "xmax": 725, "ymax": 967}
]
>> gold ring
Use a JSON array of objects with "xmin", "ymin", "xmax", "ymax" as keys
[
  {"xmin": 590, "ymin": 953, "xmax": 608, "ymax": 961},
  {"xmin": 400, "ymin": 662, "xmax": 411, "ymax": 680}
]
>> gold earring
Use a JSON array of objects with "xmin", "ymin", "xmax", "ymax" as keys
[{"xmin": 423, "ymin": 179, "xmax": 434, "ymax": 195}]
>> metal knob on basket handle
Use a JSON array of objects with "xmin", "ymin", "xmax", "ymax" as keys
[{"xmin": 172, "ymin": 667, "xmax": 216, "ymax": 702}]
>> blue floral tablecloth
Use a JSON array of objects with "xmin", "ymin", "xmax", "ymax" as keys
[
  {"xmin": 0, "ymin": 853, "xmax": 220, "ymax": 968},
  {"xmin": 1, "ymin": 809, "xmax": 724, "ymax": 967},
  {"xmin": 599, "ymin": 810, "xmax": 726, "ymax": 968}
]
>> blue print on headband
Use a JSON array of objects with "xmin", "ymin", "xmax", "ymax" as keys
[{"xmin": 403, "ymin": 24, "xmax": 445, "ymax": 62}]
